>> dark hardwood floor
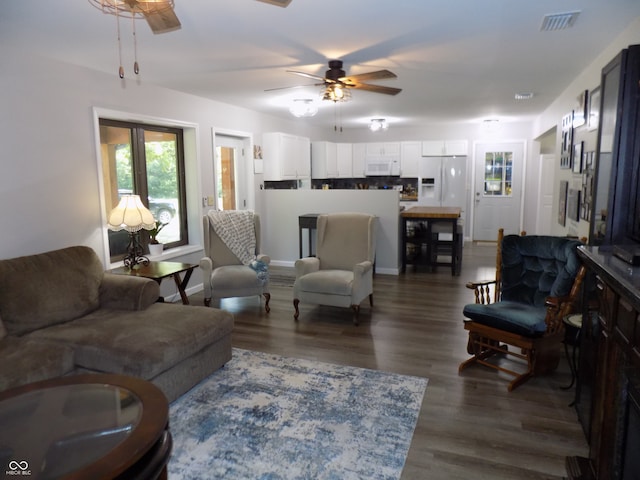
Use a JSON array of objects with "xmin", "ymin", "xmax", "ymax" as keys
[{"xmin": 188, "ymin": 242, "xmax": 588, "ymax": 479}]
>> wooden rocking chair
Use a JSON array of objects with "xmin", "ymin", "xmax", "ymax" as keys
[{"xmin": 458, "ymin": 229, "xmax": 586, "ymax": 391}]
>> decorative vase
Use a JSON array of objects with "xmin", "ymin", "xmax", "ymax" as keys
[{"xmin": 149, "ymin": 243, "xmax": 164, "ymax": 256}]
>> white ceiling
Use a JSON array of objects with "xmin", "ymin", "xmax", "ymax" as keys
[{"xmin": 3, "ymin": 0, "xmax": 640, "ymax": 130}]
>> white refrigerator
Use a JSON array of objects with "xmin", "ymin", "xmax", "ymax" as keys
[{"xmin": 418, "ymin": 156, "xmax": 467, "ymax": 238}]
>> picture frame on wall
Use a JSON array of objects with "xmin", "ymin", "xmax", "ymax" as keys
[
  {"xmin": 588, "ymin": 86, "xmax": 601, "ymax": 131},
  {"xmin": 558, "ymin": 180, "xmax": 568, "ymax": 226},
  {"xmin": 573, "ymin": 90, "xmax": 588, "ymax": 128},
  {"xmin": 567, "ymin": 188, "xmax": 581, "ymax": 223},
  {"xmin": 560, "ymin": 112, "xmax": 574, "ymax": 169},
  {"xmin": 573, "ymin": 141, "xmax": 584, "ymax": 173}
]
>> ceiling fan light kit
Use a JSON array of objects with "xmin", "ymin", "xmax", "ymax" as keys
[
  {"xmin": 289, "ymin": 99, "xmax": 318, "ymax": 118},
  {"xmin": 369, "ymin": 118, "xmax": 388, "ymax": 132}
]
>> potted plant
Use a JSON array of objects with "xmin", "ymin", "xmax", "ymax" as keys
[{"xmin": 148, "ymin": 220, "xmax": 168, "ymax": 256}]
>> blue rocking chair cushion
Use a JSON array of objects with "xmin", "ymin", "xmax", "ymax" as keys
[
  {"xmin": 463, "ymin": 301, "xmax": 547, "ymax": 336},
  {"xmin": 463, "ymin": 235, "xmax": 582, "ymax": 337},
  {"xmin": 500, "ymin": 235, "xmax": 582, "ymax": 307}
]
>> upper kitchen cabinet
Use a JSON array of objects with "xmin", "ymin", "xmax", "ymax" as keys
[
  {"xmin": 263, "ymin": 132, "xmax": 310, "ymax": 181},
  {"xmin": 311, "ymin": 141, "xmax": 337, "ymax": 179},
  {"xmin": 366, "ymin": 142, "xmax": 401, "ymax": 156},
  {"xmin": 400, "ymin": 142, "xmax": 420, "ymax": 178},
  {"xmin": 311, "ymin": 142, "xmax": 353, "ymax": 179},
  {"xmin": 336, "ymin": 143, "xmax": 353, "ymax": 178},
  {"xmin": 421, "ymin": 140, "xmax": 468, "ymax": 157},
  {"xmin": 352, "ymin": 143, "xmax": 366, "ymax": 178}
]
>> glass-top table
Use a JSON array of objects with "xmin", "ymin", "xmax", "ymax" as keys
[{"xmin": 0, "ymin": 374, "xmax": 171, "ymax": 479}]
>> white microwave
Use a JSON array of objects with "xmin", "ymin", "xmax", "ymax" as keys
[{"xmin": 365, "ymin": 156, "xmax": 400, "ymax": 176}]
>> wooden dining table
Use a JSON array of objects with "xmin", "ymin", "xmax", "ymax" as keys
[{"xmin": 400, "ymin": 206, "xmax": 462, "ymax": 275}]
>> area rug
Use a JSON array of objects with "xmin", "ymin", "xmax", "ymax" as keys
[{"xmin": 168, "ymin": 348, "xmax": 428, "ymax": 480}]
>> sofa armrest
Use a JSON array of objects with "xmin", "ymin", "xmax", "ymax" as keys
[{"xmin": 100, "ymin": 273, "xmax": 160, "ymax": 310}]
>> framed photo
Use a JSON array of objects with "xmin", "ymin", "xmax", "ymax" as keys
[
  {"xmin": 573, "ymin": 141, "xmax": 584, "ymax": 174},
  {"xmin": 588, "ymin": 86, "xmax": 601, "ymax": 131},
  {"xmin": 560, "ymin": 112, "xmax": 574, "ymax": 169},
  {"xmin": 573, "ymin": 90, "xmax": 588, "ymax": 128},
  {"xmin": 558, "ymin": 180, "xmax": 568, "ymax": 226},
  {"xmin": 567, "ymin": 188, "xmax": 581, "ymax": 223}
]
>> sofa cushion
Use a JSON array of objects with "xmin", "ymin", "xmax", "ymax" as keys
[
  {"xmin": 29, "ymin": 303, "xmax": 234, "ymax": 380},
  {"xmin": 0, "ymin": 246, "xmax": 104, "ymax": 336},
  {"xmin": 0, "ymin": 337, "xmax": 75, "ymax": 391}
]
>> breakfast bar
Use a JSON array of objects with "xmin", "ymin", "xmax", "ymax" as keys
[{"xmin": 401, "ymin": 206, "xmax": 462, "ymax": 275}]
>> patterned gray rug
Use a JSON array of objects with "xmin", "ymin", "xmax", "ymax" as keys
[{"xmin": 168, "ymin": 349, "xmax": 428, "ymax": 479}]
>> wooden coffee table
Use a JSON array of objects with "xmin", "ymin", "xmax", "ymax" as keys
[{"xmin": 0, "ymin": 374, "xmax": 171, "ymax": 479}]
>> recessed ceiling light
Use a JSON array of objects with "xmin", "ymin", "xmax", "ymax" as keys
[
  {"xmin": 515, "ymin": 92, "xmax": 534, "ymax": 100},
  {"xmin": 540, "ymin": 11, "xmax": 581, "ymax": 31}
]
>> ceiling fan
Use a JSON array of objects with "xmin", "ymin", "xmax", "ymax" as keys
[
  {"xmin": 89, "ymin": 0, "xmax": 291, "ymax": 35},
  {"xmin": 271, "ymin": 60, "xmax": 402, "ymax": 101}
]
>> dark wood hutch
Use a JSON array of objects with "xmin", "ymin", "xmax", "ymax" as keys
[{"xmin": 567, "ymin": 44, "xmax": 640, "ymax": 480}]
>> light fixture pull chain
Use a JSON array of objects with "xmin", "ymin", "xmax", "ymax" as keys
[
  {"xmin": 116, "ymin": 3, "xmax": 124, "ymax": 78},
  {"xmin": 132, "ymin": 16, "xmax": 139, "ymax": 75}
]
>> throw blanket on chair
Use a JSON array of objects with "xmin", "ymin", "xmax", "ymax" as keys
[{"xmin": 207, "ymin": 210, "xmax": 268, "ymax": 283}]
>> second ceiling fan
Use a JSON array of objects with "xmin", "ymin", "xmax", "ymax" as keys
[{"xmin": 276, "ymin": 60, "xmax": 402, "ymax": 102}]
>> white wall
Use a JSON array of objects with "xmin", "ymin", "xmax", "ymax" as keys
[
  {"xmin": 0, "ymin": 47, "xmax": 320, "ymax": 264},
  {"xmin": 261, "ymin": 190, "xmax": 400, "ymax": 274}
]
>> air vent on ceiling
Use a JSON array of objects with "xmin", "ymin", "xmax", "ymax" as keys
[{"xmin": 540, "ymin": 11, "xmax": 581, "ymax": 31}]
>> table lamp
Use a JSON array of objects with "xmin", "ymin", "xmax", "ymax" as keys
[{"xmin": 107, "ymin": 194, "xmax": 156, "ymax": 269}]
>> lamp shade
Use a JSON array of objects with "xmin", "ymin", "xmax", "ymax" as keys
[{"xmin": 107, "ymin": 194, "xmax": 156, "ymax": 232}]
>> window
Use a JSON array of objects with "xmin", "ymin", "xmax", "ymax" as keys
[
  {"xmin": 99, "ymin": 119, "xmax": 188, "ymax": 262},
  {"xmin": 483, "ymin": 151, "xmax": 513, "ymax": 196}
]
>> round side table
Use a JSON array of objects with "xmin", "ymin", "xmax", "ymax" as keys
[{"xmin": 562, "ymin": 313, "xmax": 583, "ymax": 390}]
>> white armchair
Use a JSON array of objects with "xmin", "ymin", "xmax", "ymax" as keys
[
  {"xmin": 293, "ymin": 213, "xmax": 377, "ymax": 325},
  {"xmin": 200, "ymin": 211, "xmax": 270, "ymax": 312}
]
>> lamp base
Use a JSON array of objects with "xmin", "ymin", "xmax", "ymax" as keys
[{"xmin": 124, "ymin": 231, "xmax": 150, "ymax": 269}]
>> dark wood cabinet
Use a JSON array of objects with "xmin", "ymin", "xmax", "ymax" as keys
[
  {"xmin": 591, "ymin": 44, "xmax": 640, "ymax": 246},
  {"xmin": 569, "ymin": 246, "xmax": 640, "ymax": 480}
]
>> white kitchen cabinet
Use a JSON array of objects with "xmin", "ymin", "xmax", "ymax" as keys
[
  {"xmin": 336, "ymin": 143, "xmax": 353, "ymax": 177},
  {"xmin": 311, "ymin": 142, "xmax": 352, "ymax": 178},
  {"xmin": 366, "ymin": 142, "xmax": 401, "ymax": 156},
  {"xmin": 400, "ymin": 141, "xmax": 421, "ymax": 177},
  {"xmin": 421, "ymin": 140, "xmax": 468, "ymax": 157},
  {"xmin": 263, "ymin": 132, "xmax": 310, "ymax": 181},
  {"xmin": 352, "ymin": 143, "xmax": 366, "ymax": 178},
  {"xmin": 311, "ymin": 141, "xmax": 337, "ymax": 179}
]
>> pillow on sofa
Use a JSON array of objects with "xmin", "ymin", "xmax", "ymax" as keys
[{"xmin": 0, "ymin": 246, "xmax": 104, "ymax": 336}]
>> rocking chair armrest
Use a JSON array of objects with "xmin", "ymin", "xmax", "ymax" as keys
[
  {"xmin": 466, "ymin": 279, "xmax": 496, "ymax": 290},
  {"xmin": 466, "ymin": 279, "xmax": 497, "ymax": 305},
  {"xmin": 544, "ymin": 295, "xmax": 575, "ymax": 334}
]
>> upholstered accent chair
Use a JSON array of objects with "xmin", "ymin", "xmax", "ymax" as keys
[
  {"xmin": 200, "ymin": 212, "xmax": 271, "ymax": 312},
  {"xmin": 458, "ymin": 229, "xmax": 586, "ymax": 391},
  {"xmin": 293, "ymin": 213, "xmax": 377, "ymax": 325}
]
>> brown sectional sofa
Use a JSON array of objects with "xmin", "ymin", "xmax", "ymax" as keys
[{"xmin": 0, "ymin": 246, "xmax": 233, "ymax": 402}]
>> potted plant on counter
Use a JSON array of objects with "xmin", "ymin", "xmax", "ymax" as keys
[{"xmin": 148, "ymin": 220, "xmax": 168, "ymax": 256}]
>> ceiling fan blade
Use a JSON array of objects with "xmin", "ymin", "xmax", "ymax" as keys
[
  {"xmin": 287, "ymin": 70, "xmax": 326, "ymax": 82},
  {"xmin": 264, "ymin": 83, "xmax": 322, "ymax": 92},
  {"xmin": 351, "ymin": 83, "xmax": 402, "ymax": 95},
  {"xmin": 340, "ymin": 69, "xmax": 397, "ymax": 83},
  {"xmin": 256, "ymin": 0, "xmax": 293, "ymax": 7},
  {"xmin": 144, "ymin": 7, "xmax": 181, "ymax": 34}
]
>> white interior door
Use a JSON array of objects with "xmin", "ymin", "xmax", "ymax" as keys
[
  {"xmin": 536, "ymin": 154, "xmax": 555, "ymax": 235},
  {"xmin": 472, "ymin": 142, "xmax": 524, "ymax": 241}
]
